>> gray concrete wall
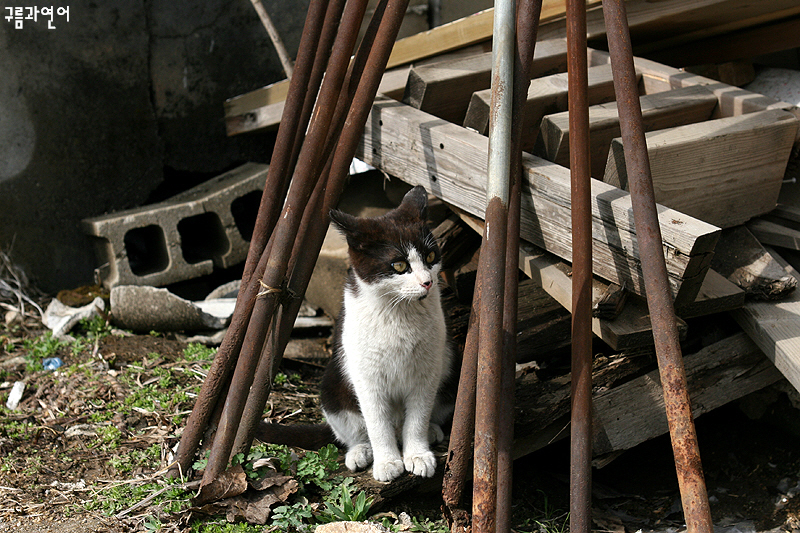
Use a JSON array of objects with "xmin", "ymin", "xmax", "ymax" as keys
[{"xmin": 0, "ymin": 0, "xmax": 306, "ymax": 293}]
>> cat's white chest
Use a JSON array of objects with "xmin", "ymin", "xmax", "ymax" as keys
[{"xmin": 340, "ymin": 283, "xmax": 448, "ymax": 392}]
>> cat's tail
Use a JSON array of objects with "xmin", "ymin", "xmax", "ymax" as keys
[{"xmin": 254, "ymin": 420, "xmax": 337, "ymax": 451}]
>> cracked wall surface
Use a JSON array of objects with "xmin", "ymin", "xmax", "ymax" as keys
[{"xmin": 0, "ymin": 0, "xmax": 306, "ymax": 292}]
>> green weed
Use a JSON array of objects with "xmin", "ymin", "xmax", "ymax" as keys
[
  {"xmin": 319, "ymin": 477, "xmax": 374, "ymax": 523},
  {"xmin": 271, "ymin": 502, "xmax": 315, "ymax": 530},
  {"xmin": 22, "ymin": 332, "xmax": 65, "ymax": 371},
  {"xmin": 183, "ymin": 343, "xmax": 217, "ymax": 361}
]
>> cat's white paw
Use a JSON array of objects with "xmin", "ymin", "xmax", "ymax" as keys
[
  {"xmin": 345, "ymin": 444, "xmax": 373, "ymax": 471},
  {"xmin": 404, "ymin": 450, "xmax": 437, "ymax": 477},
  {"xmin": 428, "ymin": 423, "xmax": 444, "ymax": 444},
  {"xmin": 372, "ymin": 457, "xmax": 405, "ymax": 482}
]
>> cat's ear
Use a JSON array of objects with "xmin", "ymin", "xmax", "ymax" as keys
[
  {"xmin": 399, "ymin": 185, "xmax": 428, "ymax": 220},
  {"xmin": 329, "ymin": 209, "xmax": 359, "ymax": 236}
]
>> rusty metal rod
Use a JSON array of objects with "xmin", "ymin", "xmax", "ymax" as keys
[
  {"xmin": 231, "ymin": 159, "xmax": 333, "ymax": 457},
  {"xmin": 496, "ymin": 0, "xmax": 542, "ymax": 530},
  {"xmin": 602, "ymin": 1, "xmax": 713, "ymax": 532},
  {"xmin": 442, "ymin": 280, "xmax": 481, "ymax": 519},
  {"xmin": 200, "ymin": 0, "xmax": 372, "ymax": 487},
  {"xmin": 472, "ymin": 200, "xmax": 507, "ymax": 533},
  {"xmin": 472, "ymin": 0, "xmax": 516, "ymax": 530},
  {"xmin": 170, "ymin": 0, "xmax": 330, "ymax": 478},
  {"xmin": 231, "ymin": 0, "xmax": 391, "ymax": 455},
  {"xmin": 288, "ymin": 0, "xmax": 348, "ymax": 191},
  {"xmin": 567, "ymin": 0, "xmax": 594, "ymax": 531}
]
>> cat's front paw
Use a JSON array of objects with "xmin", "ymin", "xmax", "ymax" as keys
[
  {"xmin": 345, "ymin": 444, "xmax": 373, "ymax": 471},
  {"xmin": 404, "ymin": 450, "xmax": 437, "ymax": 478},
  {"xmin": 372, "ymin": 457, "xmax": 405, "ymax": 482}
]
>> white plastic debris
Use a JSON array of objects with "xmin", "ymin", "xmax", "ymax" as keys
[
  {"xmin": 5, "ymin": 381, "xmax": 25, "ymax": 410},
  {"xmin": 43, "ymin": 296, "xmax": 105, "ymax": 340}
]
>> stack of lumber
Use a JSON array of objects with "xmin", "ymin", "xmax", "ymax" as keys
[{"xmin": 224, "ymin": 3, "xmax": 800, "ymax": 462}]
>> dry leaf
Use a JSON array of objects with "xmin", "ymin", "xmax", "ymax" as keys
[{"xmin": 192, "ymin": 465, "xmax": 248, "ymax": 505}]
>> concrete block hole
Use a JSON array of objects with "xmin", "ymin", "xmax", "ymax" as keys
[
  {"xmin": 231, "ymin": 190, "xmax": 262, "ymax": 242},
  {"xmin": 124, "ymin": 225, "xmax": 169, "ymax": 276},
  {"xmin": 177, "ymin": 212, "xmax": 230, "ymax": 265}
]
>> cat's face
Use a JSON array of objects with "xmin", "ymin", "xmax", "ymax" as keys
[{"xmin": 330, "ymin": 186, "xmax": 441, "ymax": 303}]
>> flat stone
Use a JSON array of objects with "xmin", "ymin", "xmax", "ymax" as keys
[
  {"xmin": 110, "ymin": 285, "xmax": 226, "ymax": 332},
  {"xmin": 314, "ymin": 522, "xmax": 391, "ymax": 533}
]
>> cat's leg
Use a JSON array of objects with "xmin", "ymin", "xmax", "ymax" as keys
[
  {"xmin": 428, "ymin": 423, "xmax": 444, "ymax": 444},
  {"xmin": 358, "ymin": 392, "xmax": 405, "ymax": 482},
  {"xmin": 401, "ymin": 391, "xmax": 438, "ymax": 478},
  {"xmin": 322, "ymin": 409, "xmax": 372, "ymax": 471},
  {"xmin": 428, "ymin": 394, "xmax": 454, "ymax": 444}
]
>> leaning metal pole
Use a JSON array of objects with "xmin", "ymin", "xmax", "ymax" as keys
[
  {"xmin": 602, "ymin": 1, "xmax": 713, "ymax": 532},
  {"xmin": 169, "ymin": 0, "xmax": 330, "ymax": 478},
  {"xmin": 472, "ymin": 0, "xmax": 515, "ymax": 530},
  {"xmin": 199, "ymin": 0, "xmax": 372, "ymax": 489},
  {"xmin": 566, "ymin": 0, "xmax": 593, "ymax": 532}
]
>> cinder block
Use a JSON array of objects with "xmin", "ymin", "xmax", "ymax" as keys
[{"xmin": 83, "ymin": 163, "xmax": 269, "ymax": 288}]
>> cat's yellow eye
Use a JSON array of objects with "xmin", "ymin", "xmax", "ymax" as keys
[
  {"xmin": 392, "ymin": 261, "xmax": 408, "ymax": 273},
  {"xmin": 426, "ymin": 251, "xmax": 436, "ymax": 264}
]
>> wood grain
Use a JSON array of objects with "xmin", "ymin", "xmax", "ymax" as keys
[
  {"xmin": 403, "ymin": 38, "xmax": 569, "ymax": 125},
  {"xmin": 732, "ymin": 248, "xmax": 800, "ymax": 395}
]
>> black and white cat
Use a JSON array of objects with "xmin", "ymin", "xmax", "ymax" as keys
[{"xmin": 319, "ymin": 185, "xmax": 455, "ymax": 482}]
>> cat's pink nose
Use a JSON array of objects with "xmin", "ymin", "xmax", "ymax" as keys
[{"xmin": 421, "ymin": 280, "xmax": 432, "ymax": 290}]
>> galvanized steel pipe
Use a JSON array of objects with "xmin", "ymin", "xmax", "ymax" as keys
[
  {"xmin": 497, "ymin": 1, "xmax": 543, "ymax": 531},
  {"xmin": 473, "ymin": 0, "xmax": 516, "ymax": 531}
]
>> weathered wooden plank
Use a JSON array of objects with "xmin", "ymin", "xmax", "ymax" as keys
[
  {"xmin": 355, "ymin": 97, "xmax": 720, "ymax": 305},
  {"xmin": 604, "ymin": 109, "xmax": 799, "ymax": 228},
  {"xmin": 403, "ymin": 38, "xmax": 570, "ymax": 125},
  {"xmin": 517, "ymin": 241, "xmax": 687, "ymax": 350},
  {"xmin": 772, "ymin": 204, "xmax": 800, "ymax": 226},
  {"xmin": 462, "ymin": 63, "xmax": 624, "ymax": 147},
  {"xmin": 512, "ymin": 331, "xmax": 781, "ymax": 460},
  {"xmin": 732, "ymin": 249, "xmax": 800, "ymax": 395},
  {"xmin": 711, "ymin": 225, "xmax": 797, "ymax": 301},
  {"xmin": 538, "ymin": 0, "xmax": 800, "ymax": 57},
  {"xmin": 225, "ymin": 66, "xmax": 412, "ymax": 135},
  {"xmin": 619, "ymin": 53, "xmax": 800, "ymax": 131},
  {"xmin": 748, "ymin": 218, "xmax": 800, "ymax": 251},
  {"xmin": 386, "ymin": 1, "xmax": 601, "ymax": 69},
  {"xmin": 222, "ymin": 0, "xmax": 603, "ymax": 136},
  {"xmin": 674, "ymin": 268, "xmax": 745, "ymax": 319},
  {"xmin": 637, "ymin": 6, "xmax": 800, "ymax": 64},
  {"xmin": 590, "ymin": 332, "xmax": 781, "ymax": 457},
  {"xmin": 534, "ymin": 85, "xmax": 718, "ymax": 179}
]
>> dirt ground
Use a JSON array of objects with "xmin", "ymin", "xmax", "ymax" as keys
[{"xmin": 3, "ymin": 314, "xmax": 800, "ymax": 532}]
